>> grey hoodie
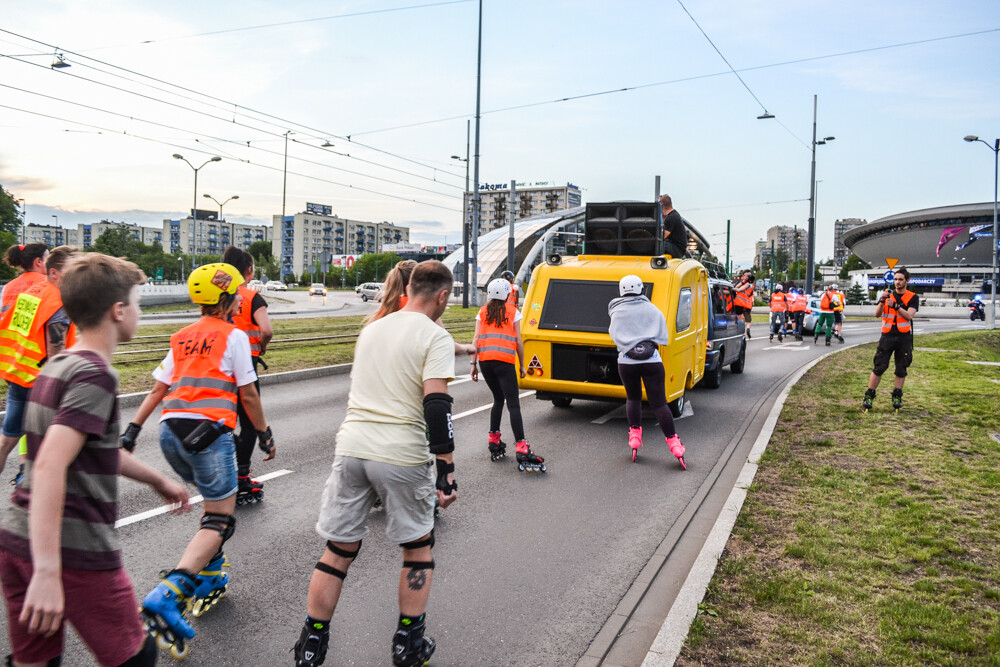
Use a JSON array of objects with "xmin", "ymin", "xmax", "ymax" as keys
[{"xmin": 608, "ymin": 295, "xmax": 670, "ymax": 365}]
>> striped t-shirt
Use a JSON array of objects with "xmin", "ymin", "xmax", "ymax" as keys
[{"xmin": 0, "ymin": 350, "xmax": 123, "ymax": 570}]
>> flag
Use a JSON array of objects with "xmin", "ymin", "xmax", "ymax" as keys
[{"xmin": 936, "ymin": 226, "xmax": 966, "ymax": 257}]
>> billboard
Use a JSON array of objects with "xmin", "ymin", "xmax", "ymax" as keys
[{"xmin": 306, "ymin": 202, "xmax": 332, "ymax": 216}]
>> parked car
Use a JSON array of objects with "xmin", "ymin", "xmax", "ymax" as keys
[
  {"xmin": 246, "ymin": 279, "xmax": 264, "ymax": 292},
  {"xmin": 801, "ymin": 294, "xmax": 846, "ymax": 334},
  {"xmin": 266, "ymin": 280, "xmax": 287, "ymax": 292},
  {"xmin": 700, "ymin": 278, "xmax": 747, "ymax": 388},
  {"xmin": 357, "ymin": 282, "xmax": 383, "ymax": 302},
  {"xmin": 309, "ymin": 283, "xmax": 328, "ymax": 296}
]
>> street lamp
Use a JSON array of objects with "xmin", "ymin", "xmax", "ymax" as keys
[
  {"xmin": 451, "ymin": 121, "xmax": 471, "ymax": 307},
  {"xmin": 203, "ymin": 194, "xmax": 239, "ymax": 222},
  {"xmin": 173, "ymin": 153, "xmax": 222, "ymax": 266},
  {"xmin": 963, "ymin": 135, "xmax": 999, "ymax": 329},
  {"xmin": 17, "ymin": 199, "xmax": 25, "ymax": 244},
  {"xmin": 759, "ymin": 95, "xmax": 833, "ymax": 293}
]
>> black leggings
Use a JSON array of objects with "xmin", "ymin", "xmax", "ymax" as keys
[
  {"xmin": 617, "ymin": 361, "xmax": 676, "ymax": 438},
  {"xmin": 236, "ymin": 357, "xmax": 262, "ymax": 473},
  {"xmin": 479, "ymin": 359, "xmax": 524, "ymax": 442}
]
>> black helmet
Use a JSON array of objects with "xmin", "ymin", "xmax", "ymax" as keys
[{"xmin": 500, "ymin": 270, "xmax": 514, "ymax": 282}]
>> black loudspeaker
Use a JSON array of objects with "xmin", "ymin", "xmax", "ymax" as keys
[
  {"xmin": 650, "ymin": 256, "xmax": 669, "ymax": 269},
  {"xmin": 546, "ymin": 253, "xmax": 562, "ymax": 266}
]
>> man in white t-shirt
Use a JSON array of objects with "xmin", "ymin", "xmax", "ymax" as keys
[{"xmin": 294, "ymin": 260, "xmax": 458, "ymax": 667}]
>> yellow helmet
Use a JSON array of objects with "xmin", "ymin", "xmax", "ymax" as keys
[{"xmin": 188, "ymin": 263, "xmax": 244, "ymax": 305}]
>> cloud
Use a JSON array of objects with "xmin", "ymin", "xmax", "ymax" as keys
[{"xmin": 0, "ymin": 173, "xmax": 57, "ymax": 192}]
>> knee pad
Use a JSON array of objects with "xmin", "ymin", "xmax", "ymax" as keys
[
  {"xmin": 115, "ymin": 635, "xmax": 156, "ymax": 667},
  {"xmin": 315, "ymin": 540, "xmax": 362, "ymax": 581},
  {"xmin": 200, "ymin": 512, "xmax": 236, "ymax": 544},
  {"xmin": 400, "ymin": 530, "xmax": 434, "ymax": 551},
  {"xmin": 402, "ymin": 560, "xmax": 435, "ymax": 572}
]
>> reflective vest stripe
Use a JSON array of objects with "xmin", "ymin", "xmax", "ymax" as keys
[
  {"xmin": 169, "ymin": 377, "xmax": 238, "ymax": 393},
  {"xmin": 0, "ymin": 281, "xmax": 65, "ymax": 387},
  {"xmin": 477, "ymin": 304, "xmax": 518, "ymax": 364},
  {"xmin": 162, "ymin": 397, "xmax": 239, "ymax": 412},
  {"xmin": 230, "ymin": 286, "xmax": 263, "ymax": 357},
  {"xmin": 881, "ymin": 290, "xmax": 916, "ymax": 334},
  {"xmin": 479, "ymin": 332, "xmax": 518, "ymax": 343},
  {"xmin": 769, "ymin": 293, "xmax": 787, "ymax": 312},
  {"xmin": 734, "ymin": 285, "xmax": 753, "ymax": 309},
  {"xmin": 162, "ymin": 317, "xmax": 242, "ymax": 428}
]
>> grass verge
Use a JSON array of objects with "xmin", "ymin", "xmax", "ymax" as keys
[
  {"xmin": 0, "ymin": 306, "xmax": 480, "ymax": 402},
  {"xmin": 680, "ymin": 330, "xmax": 1000, "ymax": 667}
]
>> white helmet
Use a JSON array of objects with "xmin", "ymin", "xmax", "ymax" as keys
[
  {"xmin": 619, "ymin": 274, "xmax": 644, "ymax": 296},
  {"xmin": 832, "ymin": 283, "xmax": 839, "ymax": 290},
  {"xmin": 775, "ymin": 283, "xmax": 783, "ymax": 292},
  {"xmin": 487, "ymin": 278, "xmax": 512, "ymax": 301}
]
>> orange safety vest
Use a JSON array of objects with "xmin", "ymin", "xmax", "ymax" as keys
[
  {"xmin": 733, "ymin": 283, "xmax": 753, "ymax": 309},
  {"xmin": 476, "ymin": 304, "xmax": 518, "ymax": 364},
  {"xmin": 769, "ymin": 292, "xmax": 787, "ymax": 312},
  {"xmin": 506, "ymin": 286, "xmax": 518, "ymax": 308},
  {"xmin": 0, "ymin": 280, "xmax": 75, "ymax": 387},
  {"xmin": 820, "ymin": 291, "xmax": 838, "ymax": 312},
  {"xmin": 230, "ymin": 285, "xmax": 263, "ymax": 356},
  {"xmin": 881, "ymin": 290, "xmax": 917, "ymax": 334},
  {"xmin": 834, "ymin": 291, "xmax": 846, "ymax": 312},
  {"xmin": 0, "ymin": 271, "xmax": 45, "ymax": 315},
  {"xmin": 162, "ymin": 317, "xmax": 241, "ymax": 429}
]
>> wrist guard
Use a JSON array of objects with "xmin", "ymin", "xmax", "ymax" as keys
[
  {"xmin": 257, "ymin": 426, "xmax": 275, "ymax": 453},
  {"xmin": 435, "ymin": 458, "xmax": 457, "ymax": 495},
  {"xmin": 121, "ymin": 422, "xmax": 141, "ymax": 452},
  {"xmin": 423, "ymin": 393, "xmax": 454, "ymax": 455}
]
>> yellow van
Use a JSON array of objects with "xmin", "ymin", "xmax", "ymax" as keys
[{"xmin": 519, "ymin": 253, "xmax": 709, "ymax": 416}]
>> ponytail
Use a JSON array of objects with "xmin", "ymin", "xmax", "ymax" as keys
[{"xmin": 4, "ymin": 242, "xmax": 47, "ymax": 271}]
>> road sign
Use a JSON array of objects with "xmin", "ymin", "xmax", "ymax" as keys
[
  {"xmin": 155, "ymin": 267, "xmax": 163, "ymax": 281},
  {"xmin": 883, "ymin": 270, "xmax": 894, "ymax": 284},
  {"xmin": 885, "ymin": 257, "xmax": 899, "ymax": 269}
]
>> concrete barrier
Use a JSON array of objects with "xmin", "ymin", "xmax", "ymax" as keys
[{"xmin": 138, "ymin": 284, "xmax": 189, "ymax": 307}]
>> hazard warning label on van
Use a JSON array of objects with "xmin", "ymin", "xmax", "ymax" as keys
[{"xmin": 527, "ymin": 355, "xmax": 542, "ymax": 370}]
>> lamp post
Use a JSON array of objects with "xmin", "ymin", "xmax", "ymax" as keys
[
  {"xmin": 470, "ymin": 0, "xmax": 483, "ymax": 307},
  {"xmin": 282, "ymin": 131, "xmax": 293, "ymax": 221},
  {"xmin": 954, "ymin": 256, "xmax": 966, "ymax": 286},
  {"xmin": 203, "ymin": 194, "xmax": 239, "ymax": 222},
  {"xmin": 452, "ymin": 120, "xmax": 471, "ymax": 308},
  {"xmin": 17, "ymin": 199, "xmax": 25, "ymax": 243},
  {"xmin": 759, "ymin": 95, "xmax": 833, "ymax": 293},
  {"xmin": 173, "ymin": 154, "xmax": 222, "ymax": 267},
  {"xmin": 963, "ymin": 135, "xmax": 999, "ymax": 329}
]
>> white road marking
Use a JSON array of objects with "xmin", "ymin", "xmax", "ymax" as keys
[
  {"xmin": 592, "ymin": 398, "xmax": 694, "ymax": 424},
  {"xmin": 760, "ymin": 346, "xmax": 813, "ymax": 351},
  {"xmin": 115, "ymin": 469, "xmax": 294, "ymax": 528},
  {"xmin": 965, "ymin": 361, "xmax": 1000, "ymax": 366},
  {"xmin": 449, "ymin": 374, "xmax": 474, "ymax": 386},
  {"xmin": 452, "ymin": 391, "xmax": 533, "ymax": 420}
]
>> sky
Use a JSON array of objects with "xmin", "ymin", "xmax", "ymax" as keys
[{"xmin": 1, "ymin": 0, "xmax": 998, "ymax": 268}]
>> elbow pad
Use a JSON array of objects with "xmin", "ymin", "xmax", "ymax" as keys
[{"xmin": 423, "ymin": 393, "xmax": 455, "ymax": 455}]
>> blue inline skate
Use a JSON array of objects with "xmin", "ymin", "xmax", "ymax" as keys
[
  {"xmin": 141, "ymin": 569, "xmax": 197, "ymax": 660},
  {"xmin": 189, "ymin": 552, "xmax": 229, "ymax": 618}
]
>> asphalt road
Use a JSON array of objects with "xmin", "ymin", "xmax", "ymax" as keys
[
  {"xmin": 0, "ymin": 317, "xmax": 977, "ymax": 666},
  {"xmin": 143, "ymin": 287, "xmax": 378, "ymax": 325}
]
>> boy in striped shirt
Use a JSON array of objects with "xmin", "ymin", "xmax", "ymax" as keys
[{"xmin": 0, "ymin": 254, "xmax": 189, "ymax": 667}]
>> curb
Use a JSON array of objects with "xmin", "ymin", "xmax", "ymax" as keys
[{"xmin": 640, "ymin": 342, "xmax": 863, "ymax": 666}]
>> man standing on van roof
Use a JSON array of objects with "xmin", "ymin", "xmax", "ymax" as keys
[{"xmin": 659, "ymin": 195, "xmax": 688, "ymax": 259}]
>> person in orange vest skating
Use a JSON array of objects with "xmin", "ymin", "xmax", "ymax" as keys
[
  {"xmin": 832, "ymin": 283, "xmax": 847, "ymax": 343},
  {"xmin": 222, "ymin": 246, "xmax": 274, "ymax": 506},
  {"xmin": 814, "ymin": 285, "xmax": 840, "ymax": 346},
  {"xmin": 862, "ymin": 267, "xmax": 919, "ymax": 412},
  {"xmin": 501, "ymin": 270, "xmax": 520, "ymax": 309},
  {"xmin": 787, "ymin": 287, "xmax": 808, "ymax": 341},
  {"xmin": 471, "ymin": 278, "xmax": 545, "ymax": 472},
  {"xmin": 0, "ymin": 245, "xmax": 78, "ymax": 485},
  {"xmin": 768, "ymin": 284, "xmax": 788, "ymax": 342},
  {"xmin": 124, "ymin": 263, "xmax": 276, "ymax": 659},
  {"xmin": 732, "ymin": 271, "xmax": 755, "ymax": 339}
]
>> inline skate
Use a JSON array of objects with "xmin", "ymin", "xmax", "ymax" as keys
[
  {"xmin": 628, "ymin": 426, "xmax": 642, "ymax": 463},
  {"xmin": 666, "ymin": 434, "xmax": 687, "ymax": 470},
  {"xmin": 141, "ymin": 570, "xmax": 197, "ymax": 660},
  {"xmin": 891, "ymin": 388, "xmax": 903, "ymax": 412},
  {"xmin": 392, "ymin": 616, "xmax": 436, "ymax": 667},
  {"xmin": 861, "ymin": 388, "xmax": 875, "ymax": 412},
  {"xmin": 236, "ymin": 468, "xmax": 263, "ymax": 505},
  {"xmin": 294, "ymin": 619, "xmax": 330, "ymax": 667},
  {"xmin": 189, "ymin": 552, "xmax": 229, "ymax": 618},
  {"xmin": 515, "ymin": 440, "xmax": 546, "ymax": 473},
  {"xmin": 487, "ymin": 431, "xmax": 506, "ymax": 461}
]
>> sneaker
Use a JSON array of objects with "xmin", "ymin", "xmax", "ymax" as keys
[
  {"xmin": 825, "ymin": 338, "xmax": 831, "ymax": 346},
  {"xmin": 769, "ymin": 334, "xmax": 774, "ymax": 342},
  {"xmin": 628, "ymin": 426, "xmax": 642, "ymax": 451},
  {"xmin": 746, "ymin": 330, "xmax": 751, "ymax": 339}
]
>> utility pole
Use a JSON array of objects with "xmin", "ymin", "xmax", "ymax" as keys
[
  {"xmin": 508, "ymin": 179, "xmax": 516, "ymax": 273},
  {"xmin": 470, "ymin": 0, "xmax": 483, "ymax": 307}
]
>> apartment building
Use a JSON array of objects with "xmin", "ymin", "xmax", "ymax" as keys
[
  {"xmin": 163, "ymin": 210, "xmax": 271, "ymax": 256},
  {"xmin": 833, "ymin": 218, "xmax": 867, "ymax": 266},
  {"xmin": 274, "ymin": 203, "xmax": 409, "ymax": 279},
  {"xmin": 23, "ymin": 223, "xmax": 79, "ymax": 247},
  {"xmin": 463, "ymin": 182, "xmax": 582, "ymax": 234}
]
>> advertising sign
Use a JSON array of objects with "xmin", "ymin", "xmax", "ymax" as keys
[{"xmin": 306, "ymin": 202, "xmax": 332, "ymax": 216}]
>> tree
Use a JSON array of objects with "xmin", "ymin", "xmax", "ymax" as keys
[
  {"xmin": 90, "ymin": 225, "xmax": 144, "ymax": 259},
  {"xmin": 0, "ymin": 186, "xmax": 22, "ymax": 280},
  {"xmin": 353, "ymin": 252, "xmax": 402, "ymax": 284},
  {"xmin": 846, "ymin": 283, "xmax": 868, "ymax": 305},
  {"xmin": 839, "ymin": 254, "xmax": 872, "ymax": 280},
  {"xmin": 247, "ymin": 240, "xmax": 272, "ymax": 264},
  {"xmin": 774, "ymin": 248, "xmax": 790, "ymax": 272}
]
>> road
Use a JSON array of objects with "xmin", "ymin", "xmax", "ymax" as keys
[
  {"xmin": 0, "ymin": 318, "xmax": 976, "ymax": 666},
  {"xmin": 142, "ymin": 287, "xmax": 378, "ymax": 325}
]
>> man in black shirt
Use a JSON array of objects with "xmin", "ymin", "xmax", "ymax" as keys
[
  {"xmin": 659, "ymin": 194, "xmax": 688, "ymax": 258},
  {"xmin": 862, "ymin": 267, "xmax": 919, "ymax": 412}
]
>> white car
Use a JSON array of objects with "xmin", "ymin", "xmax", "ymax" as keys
[
  {"xmin": 309, "ymin": 283, "xmax": 328, "ymax": 296},
  {"xmin": 266, "ymin": 280, "xmax": 287, "ymax": 292},
  {"xmin": 357, "ymin": 282, "xmax": 383, "ymax": 302},
  {"xmin": 246, "ymin": 280, "xmax": 264, "ymax": 292}
]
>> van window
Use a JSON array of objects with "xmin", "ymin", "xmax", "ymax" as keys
[
  {"xmin": 539, "ymin": 279, "xmax": 651, "ymax": 333},
  {"xmin": 676, "ymin": 288, "xmax": 692, "ymax": 332}
]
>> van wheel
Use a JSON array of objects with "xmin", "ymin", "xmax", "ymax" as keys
[
  {"xmin": 361, "ymin": 294, "xmax": 368, "ymax": 302},
  {"xmin": 730, "ymin": 341, "xmax": 746, "ymax": 374},
  {"xmin": 668, "ymin": 392, "xmax": 685, "ymax": 418},
  {"xmin": 551, "ymin": 397, "xmax": 572, "ymax": 408},
  {"xmin": 702, "ymin": 357, "xmax": 723, "ymax": 389}
]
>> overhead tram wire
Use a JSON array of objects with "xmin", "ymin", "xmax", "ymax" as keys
[
  {"xmin": 0, "ymin": 27, "xmax": 466, "ymax": 183},
  {"xmin": 0, "ymin": 52, "xmax": 465, "ymax": 194},
  {"xmin": 0, "ymin": 77, "xmax": 462, "ymax": 200},
  {"xmin": 344, "ymin": 26, "xmax": 1000, "ymax": 138},
  {"xmin": 0, "ymin": 103, "xmax": 461, "ymax": 213}
]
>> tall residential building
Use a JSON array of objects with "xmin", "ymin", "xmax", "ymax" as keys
[
  {"xmin": 274, "ymin": 204, "xmax": 409, "ymax": 279},
  {"xmin": 764, "ymin": 225, "xmax": 810, "ymax": 265},
  {"xmin": 163, "ymin": 211, "xmax": 271, "ymax": 256},
  {"xmin": 23, "ymin": 223, "xmax": 79, "ymax": 247},
  {"xmin": 76, "ymin": 221, "xmax": 162, "ymax": 249},
  {"xmin": 833, "ymin": 218, "xmax": 867, "ymax": 266},
  {"xmin": 463, "ymin": 181, "xmax": 582, "ymax": 234}
]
